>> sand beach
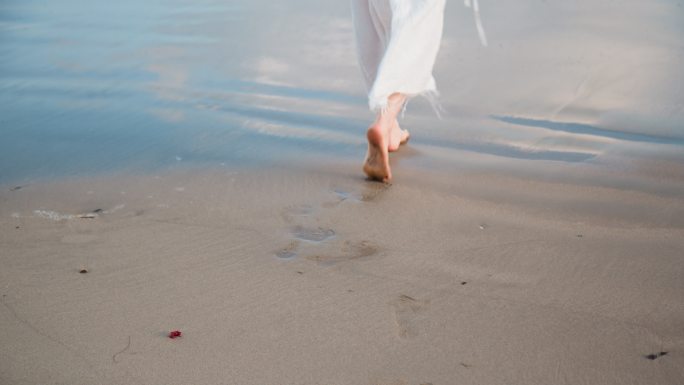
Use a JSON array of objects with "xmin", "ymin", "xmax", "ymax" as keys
[{"xmin": 1, "ymin": 0, "xmax": 683, "ymax": 384}]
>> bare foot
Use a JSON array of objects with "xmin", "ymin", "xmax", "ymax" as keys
[
  {"xmin": 388, "ymin": 119, "xmax": 410, "ymax": 152},
  {"xmin": 399, "ymin": 126, "xmax": 410, "ymax": 145},
  {"xmin": 362, "ymin": 93, "xmax": 406, "ymax": 182},
  {"xmin": 364, "ymin": 124, "xmax": 391, "ymax": 182}
]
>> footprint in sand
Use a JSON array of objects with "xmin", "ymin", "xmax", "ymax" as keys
[
  {"xmin": 333, "ymin": 189, "xmax": 358, "ymax": 202},
  {"xmin": 391, "ymin": 294, "xmax": 430, "ymax": 339},
  {"xmin": 275, "ymin": 240, "xmax": 299, "ymax": 260},
  {"xmin": 322, "ymin": 189, "xmax": 364, "ymax": 208},
  {"xmin": 361, "ymin": 183, "xmax": 390, "ymax": 202},
  {"xmin": 293, "ymin": 226, "xmax": 335, "ymax": 243},
  {"xmin": 275, "ymin": 210, "xmax": 332, "ymax": 261},
  {"xmin": 280, "ymin": 205, "xmax": 315, "ymax": 223},
  {"xmin": 307, "ymin": 240, "xmax": 378, "ymax": 265},
  {"xmin": 277, "ymin": 185, "xmax": 380, "ymax": 263}
]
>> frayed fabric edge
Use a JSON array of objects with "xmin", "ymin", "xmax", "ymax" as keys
[
  {"xmin": 369, "ymin": 89, "xmax": 444, "ymax": 119},
  {"xmin": 464, "ymin": 0, "xmax": 488, "ymax": 47}
]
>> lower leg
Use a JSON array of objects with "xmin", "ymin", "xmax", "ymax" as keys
[{"xmin": 363, "ymin": 93, "xmax": 407, "ymax": 182}]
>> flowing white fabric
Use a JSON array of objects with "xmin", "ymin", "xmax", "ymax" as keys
[
  {"xmin": 464, "ymin": 0, "xmax": 488, "ymax": 46},
  {"xmin": 351, "ymin": 0, "xmax": 447, "ymax": 112}
]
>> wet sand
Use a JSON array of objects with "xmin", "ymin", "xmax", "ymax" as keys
[{"xmin": 1, "ymin": 0, "xmax": 684, "ymax": 383}]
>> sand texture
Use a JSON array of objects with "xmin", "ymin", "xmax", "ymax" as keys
[
  {"xmin": 1, "ymin": 166, "xmax": 682, "ymax": 385},
  {"xmin": 1, "ymin": 0, "xmax": 683, "ymax": 383}
]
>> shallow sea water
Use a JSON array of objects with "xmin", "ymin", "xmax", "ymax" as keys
[{"xmin": 1, "ymin": 0, "xmax": 683, "ymax": 195}]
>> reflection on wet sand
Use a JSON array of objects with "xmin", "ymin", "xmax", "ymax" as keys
[{"xmin": 1, "ymin": 0, "xmax": 682, "ymax": 190}]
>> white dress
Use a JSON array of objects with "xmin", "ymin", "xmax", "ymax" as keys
[{"xmin": 351, "ymin": 0, "xmax": 447, "ymax": 112}]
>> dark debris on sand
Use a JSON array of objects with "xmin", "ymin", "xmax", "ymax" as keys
[{"xmin": 645, "ymin": 351, "xmax": 668, "ymax": 360}]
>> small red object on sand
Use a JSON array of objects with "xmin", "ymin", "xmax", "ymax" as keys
[{"xmin": 168, "ymin": 330, "xmax": 182, "ymax": 339}]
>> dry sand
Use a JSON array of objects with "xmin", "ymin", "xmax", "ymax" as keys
[{"xmin": 1, "ymin": 162, "xmax": 682, "ymax": 385}]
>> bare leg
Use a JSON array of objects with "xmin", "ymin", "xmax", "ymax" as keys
[{"xmin": 363, "ymin": 93, "xmax": 407, "ymax": 182}]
